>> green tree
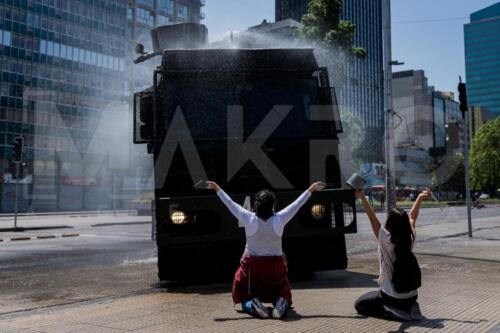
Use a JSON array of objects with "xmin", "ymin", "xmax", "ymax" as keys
[
  {"xmin": 297, "ymin": 0, "xmax": 366, "ymax": 56},
  {"xmin": 470, "ymin": 117, "xmax": 500, "ymax": 195},
  {"xmin": 297, "ymin": 0, "xmax": 366, "ymax": 89}
]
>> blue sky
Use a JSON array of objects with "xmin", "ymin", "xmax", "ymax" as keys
[{"xmin": 204, "ymin": 0, "xmax": 499, "ymax": 95}]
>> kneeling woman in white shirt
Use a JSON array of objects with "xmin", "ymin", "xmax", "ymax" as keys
[{"xmin": 207, "ymin": 181, "xmax": 325, "ymax": 319}]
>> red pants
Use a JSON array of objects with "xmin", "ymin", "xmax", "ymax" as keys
[{"xmin": 232, "ymin": 255, "xmax": 292, "ymax": 305}]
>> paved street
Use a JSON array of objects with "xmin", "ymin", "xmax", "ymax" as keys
[{"xmin": 0, "ymin": 206, "xmax": 499, "ymax": 332}]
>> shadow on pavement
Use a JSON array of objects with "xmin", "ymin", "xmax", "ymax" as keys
[
  {"xmin": 283, "ymin": 308, "xmax": 367, "ymax": 322},
  {"xmin": 390, "ymin": 318, "xmax": 488, "ymax": 333},
  {"xmin": 293, "ymin": 270, "xmax": 379, "ymax": 290},
  {"xmin": 152, "ymin": 270, "xmax": 379, "ymax": 295},
  {"xmin": 213, "ymin": 308, "xmax": 367, "ymax": 322}
]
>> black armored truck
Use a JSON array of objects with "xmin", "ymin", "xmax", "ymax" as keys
[{"xmin": 133, "ymin": 23, "xmax": 357, "ymax": 281}]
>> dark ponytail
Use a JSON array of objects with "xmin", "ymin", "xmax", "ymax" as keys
[
  {"xmin": 386, "ymin": 207, "xmax": 421, "ymax": 293},
  {"xmin": 254, "ymin": 190, "xmax": 275, "ymax": 220},
  {"xmin": 385, "ymin": 208, "xmax": 414, "ymax": 256}
]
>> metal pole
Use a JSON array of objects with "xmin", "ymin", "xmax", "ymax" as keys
[
  {"xmin": 383, "ymin": 0, "xmax": 396, "ymax": 212},
  {"xmin": 112, "ymin": 171, "xmax": 116, "ymax": 216},
  {"xmin": 14, "ymin": 161, "xmax": 20, "ymax": 228},
  {"xmin": 463, "ymin": 110, "xmax": 472, "ymax": 237}
]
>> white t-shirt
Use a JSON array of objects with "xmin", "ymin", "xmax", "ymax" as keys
[
  {"xmin": 378, "ymin": 227, "xmax": 418, "ymax": 299},
  {"xmin": 217, "ymin": 189, "xmax": 311, "ymax": 256}
]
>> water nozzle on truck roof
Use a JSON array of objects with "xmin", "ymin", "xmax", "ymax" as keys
[
  {"xmin": 151, "ymin": 23, "xmax": 208, "ymax": 52},
  {"xmin": 134, "ymin": 23, "xmax": 209, "ymax": 64}
]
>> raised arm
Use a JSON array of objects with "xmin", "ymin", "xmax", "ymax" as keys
[
  {"xmin": 207, "ymin": 181, "xmax": 252, "ymax": 224},
  {"xmin": 409, "ymin": 190, "xmax": 431, "ymax": 232},
  {"xmin": 356, "ymin": 190, "xmax": 381, "ymax": 239},
  {"xmin": 275, "ymin": 182, "xmax": 325, "ymax": 225}
]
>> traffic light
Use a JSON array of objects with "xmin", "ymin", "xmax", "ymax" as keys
[
  {"xmin": 11, "ymin": 136, "xmax": 24, "ymax": 162},
  {"xmin": 458, "ymin": 82, "xmax": 468, "ymax": 112},
  {"xmin": 9, "ymin": 161, "xmax": 24, "ymax": 180}
]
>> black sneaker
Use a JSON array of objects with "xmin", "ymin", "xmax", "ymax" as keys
[
  {"xmin": 271, "ymin": 297, "xmax": 289, "ymax": 319},
  {"xmin": 410, "ymin": 302, "xmax": 423, "ymax": 321},
  {"xmin": 251, "ymin": 298, "xmax": 270, "ymax": 319},
  {"xmin": 383, "ymin": 305, "xmax": 412, "ymax": 321}
]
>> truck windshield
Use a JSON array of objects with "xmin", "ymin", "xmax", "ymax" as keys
[{"xmin": 160, "ymin": 73, "xmax": 338, "ymax": 141}]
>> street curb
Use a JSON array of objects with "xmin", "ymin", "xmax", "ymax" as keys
[
  {"xmin": 36, "ymin": 235, "xmax": 57, "ymax": 239},
  {"xmin": 0, "ymin": 210, "xmax": 137, "ymax": 218},
  {"xmin": 91, "ymin": 221, "xmax": 151, "ymax": 227},
  {"xmin": 0, "ymin": 226, "xmax": 73, "ymax": 232},
  {"xmin": 61, "ymin": 233, "xmax": 79, "ymax": 237},
  {"xmin": 0, "ymin": 233, "xmax": 80, "ymax": 242},
  {"xmin": 10, "ymin": 237, "xmax": 31, "ymax": 241}
]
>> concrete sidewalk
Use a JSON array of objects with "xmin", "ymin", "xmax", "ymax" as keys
[{"xmin": 1, "ymin": 221, "xmax": 499, "ymax": 332}]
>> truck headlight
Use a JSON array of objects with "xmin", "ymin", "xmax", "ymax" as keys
[
  {"xmin": 171, "ymin": 211, "xmax": 187, "ymax": 224},
  {"xmin": 311, "ymin": 204, "xmax": 326, "ymax": 219}
]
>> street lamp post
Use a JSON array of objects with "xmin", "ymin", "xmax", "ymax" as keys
[{"xmin": 383, "ymin": 0, "xmax": 397, "ymax": 212}]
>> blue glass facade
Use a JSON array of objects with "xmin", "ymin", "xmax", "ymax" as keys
[
  {"xmin": 0, "ymin": 1, "xmax": 204, "ymax": 212},
  {"xmin": 0, "ymin": 0, "xmax": 128, "ymax": 211},
  {"xmin": 341, "ymin": 0, "xmax": 384, "ymax": 130},
  {"xmin": 275, "ymin": 0, "xmax": 384, "ymax": 159},
  {"xmin": 464, "ymin": 2, "xmax": 500, "ymax": 115}
]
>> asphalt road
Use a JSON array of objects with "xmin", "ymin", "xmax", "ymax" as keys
[
  {"xmin": 347, "ymin": 205, "xmax": 500, "ymax": 254},
  {"xmin": 0, "ymin": 205, "xmax": 498, "ymax": 315}
]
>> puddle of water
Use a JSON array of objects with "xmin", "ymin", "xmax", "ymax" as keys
[{"xmin": 121, "ymin": 257, "xmax": 157, "ymax": 265}]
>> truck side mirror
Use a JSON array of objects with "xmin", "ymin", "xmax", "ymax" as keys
[{"xmin": 135, "ymin": 43, "xmax": 146, "ymax": 55}]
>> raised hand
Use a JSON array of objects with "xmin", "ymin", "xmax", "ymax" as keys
[
  {"xmin": 419, "ymin": 190, "xmax": 432, "ymax": 200},
  {"xmin": 206, "ymin": 181, "xmax": 220, "ymax": 192},
  {"xmin": 308, "ymin": 181, "xmax": 326, "ymax": 193},
  {"xmin": 355, "ymin": 190, "xmax": 366, "ymax": 199}
]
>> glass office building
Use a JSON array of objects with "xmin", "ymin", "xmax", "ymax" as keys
[
  {"xmin": 275, "ymin": 0, "xmax": 384, "ymax": 159},
  {"xmin": 464, "ymin": 2, "xmax": 500, "ymax": 115},
  {"xmin": 340, "ymin": 0, "xmax": 383, "ymax": 130},
  {"xmin": 0, "ymin": 0, "xmax": 205, "ymax": 212},
  {"xmin": 0, "ymin": 0, "xmax": 129, "ymax": 211},
  {"xmin": 275, "ymin": 0, "xmax": 309, "ymax": 22}
]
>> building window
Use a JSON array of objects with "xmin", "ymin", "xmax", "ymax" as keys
[
  {"xmin": 137, "ymin": 0, "xmax": 154, "ymax": 7},
  {"xmin": 177, "ymin": 3, "xmax": 189, "ymax": 20},
  {"xmin": 433, "ymin": 97, "xmax": 446, "ymax": 148},
  {"xmin": 127, "ymin": 7, "xmax": 133, "ymax": 20},
  {"xmin": 136, "ymin": 7, "xmax": 154, "ymax": 26},
  {"xmin": 157, "ymin": 14, "xmax": 171, "ymax": 26},
  {"xmin": 0, "ymin": 29, "xmax": 12, "ymax": 46},
  {"xmin": 158, "ymin": 0, "xmax": 174, "ymax": 14}
]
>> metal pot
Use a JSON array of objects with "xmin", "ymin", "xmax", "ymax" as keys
[{"xmin": 346, "ymin": 173, "xmax": 367, "ymax": 191}]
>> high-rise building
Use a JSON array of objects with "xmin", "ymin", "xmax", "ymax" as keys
[
  {"xmin": 0, "ymin": 1, "xmax": 205, "ymax": 212},
  {"xmin": 468, "ymin": 106, "xmax": 497, "ymax": 139},
  {"xmin": 275, "ymin": 0, "xmax": 309, "ymax": 22},
  {"xmin": 464, "ymin": 2, "xmax": 500, "ymax": 115},
  {"xmin": 275, "ymin": 0, "xmax": 384, "ymax": 161},
  {"xmin": 392, "ymin": 70, "xmax": 462, "ymax": 187},
  {"xmin": 0, "ymin": 1, "xmax": 129, "ymax": 211}
]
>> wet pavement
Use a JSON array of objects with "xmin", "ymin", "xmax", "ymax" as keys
[{"xmin": 0, "ymin": 207, "xmax": 499, "ymax": 332}]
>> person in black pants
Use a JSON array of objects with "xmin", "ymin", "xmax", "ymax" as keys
[{"xmin": 354, "ymin": 189, "xmax": 431, "ymax": 321}]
